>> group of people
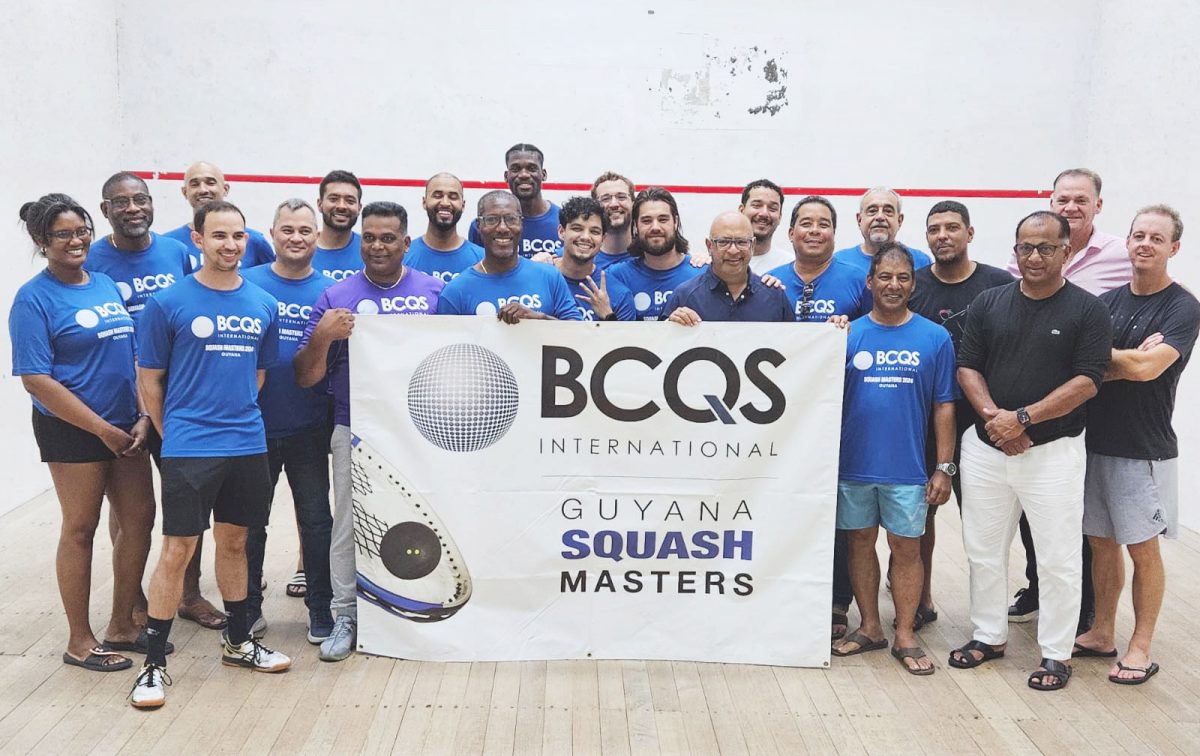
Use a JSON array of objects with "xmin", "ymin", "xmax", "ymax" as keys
[{"xmin": 7, "ymin": 142, "xmax": 1195, "ymax": 710}]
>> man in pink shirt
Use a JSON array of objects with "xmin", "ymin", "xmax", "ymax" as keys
[
  {"xmin": 1003, "ymin": 167, "xmax": 1131, "ymax": 638},
  {"xmin": 1007, "ymin": 169, "xmax": 1132, "ymax": 296}
]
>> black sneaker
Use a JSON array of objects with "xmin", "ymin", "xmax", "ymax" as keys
[{"xmin": 1007, "ymin": 587, "xmax": 1038, "ymax": 623}]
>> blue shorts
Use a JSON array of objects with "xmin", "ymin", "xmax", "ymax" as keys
[{"xmin": 836, "ymin": 480, "xmax": 928, "ymax": 537}]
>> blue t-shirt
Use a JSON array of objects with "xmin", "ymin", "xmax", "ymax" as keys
[
  {"xmin": 137, "ymin": 276, "xmax": 280, "ymax": 457},
  {"xmin": 594, "ymin": 249, "xmax": 631, "ymax": 272},
  {"xmin": 405, "ymin": 237, "xmax": 484, "ymax": 283},
  {"xmin": 312, "ymin": 233, "xmax": 363, "ymax": 282},
  {"xmin": 562, "ymin": 269, "xmax": 638, "ymax": 321},
  {"xmin": 468, "ymin": 202, "xmax": 561, "ymax": 258},
  {"xmin": 437, "ymin": 257, "xmax": 583, "ymax": 320},
  {"xmin": 833, "ymin": 244, "xmax": 933, "ymax": 277},
  {"xmin": 9, "ymin": 269, "xmax": 138, "ymax": 426},
  {"xmin": 241, "ymin": 265, "xmax": 334, "ymax": 438},
  {"xmin": 85, "ymin": 232, "xmax": 193, "ymax": 324},
  {"xmin": 162, "ymin": 224, "xmax": 276, "ymax": 269},
  {"xmin": 607, "ymin": 255, "xmax": 707, "ymax": 321},
  {"xmin": 767, "ymin": 259, "xmax": 871, "ymax": 322},
  {"xmin": 839, "ymin": 313, "xmax": 957, "ymax": 485}
]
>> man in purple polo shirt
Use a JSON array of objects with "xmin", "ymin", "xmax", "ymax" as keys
[{"xmin": 293, "ymin": 201, "xmax": 444, "ymax": 663}]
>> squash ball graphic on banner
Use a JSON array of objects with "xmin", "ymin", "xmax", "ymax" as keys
[{"xmin": 407, "ymin": 343, "xmax": 520, "ymax": 451}]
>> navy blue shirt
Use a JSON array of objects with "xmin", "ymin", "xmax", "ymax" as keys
[{"xmin": 661, "ymin": 269, "xmax": 793, "ymax": 323}]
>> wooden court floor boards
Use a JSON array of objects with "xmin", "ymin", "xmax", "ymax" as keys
[{"xmin": 1, "ymin": 486, "xmax": 1199, "ymax": 755}]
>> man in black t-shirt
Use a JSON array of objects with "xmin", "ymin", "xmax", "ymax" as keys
[
  {"xmin": 906, "ymin": 201, "xmax": 1011, "ymax": 629},
  {"xmin": 1072, "ymin": 205, "xmax": 1200, "ymax": 685},
  {"xmin": 951, "ymin": 211, "xmax": 1111, "ymax": 692}
]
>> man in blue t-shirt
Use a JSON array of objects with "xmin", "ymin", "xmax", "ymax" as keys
[
  {"xmin": 294, "ymin": 201, "xmax": 445, "ymax": 663},
  {"xmin": 89, "ymin": 172, "xmax": 193, "ymax": 324},
  {"xmin": 406, "ymin": 172, "xmax": 484, "ymax": 282},
  {"xmin": 130, "ymin": 201, "xmax": 289, "ymax": 710},
  {"xmin": 162, "ymin": 161, "xmax": 277, "ymax": 269},
  {"xmin": 830, "ymin": 243, "xmax": 956, "ymax": 677},
  {"xmin": 608, "ymin": 187, "xmax": 706, "ymax": 320},
  {"xmin": 768, "ymin": 195, "xmax": 871, "ymax": 323},
  {"xmin": 440, "ymin": 191, "xmax": 582, "ymax": 322},
  {"xmin": 833, "ymin": 187, "xmax": 933, "ymax": 276},
  {"xmin": 468, "ymin": 143, "xmax": 561, "ymax": 258},
  {"xmin": 312, "ymin": 170, "xmax": 364, "ymax": 282},
  {"xmin": 591, "ymin": 171, "xmax": 636, "ymax": 271},
  {"xmin": 553, "ymin": 196, "xmax": 637, "ymax": 321},
  {"xmin": 241, "ymin": 198, "xmax": 336, "ymax": 645}
]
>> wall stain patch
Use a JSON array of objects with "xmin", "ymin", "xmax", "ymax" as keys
[{"xmin": 659, "ymin": 40, "xmax": 789, "ymax": 124}]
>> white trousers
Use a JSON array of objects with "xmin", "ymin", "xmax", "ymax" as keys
[{"xmin": 960, "ymin": 431, "xmax": 1084, "ymax": 661}]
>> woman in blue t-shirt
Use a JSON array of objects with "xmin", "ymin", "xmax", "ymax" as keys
[{"xmin": 8, "ymin": 194, "xmax": 156, "ymax": 672}]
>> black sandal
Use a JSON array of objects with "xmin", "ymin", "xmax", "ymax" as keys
[
  {"xmin": 948, "ymin": 639, "xmax": 1005, "ymax": 669},
  {"xmin": 1028, "ymin": 658, "xmax": 1071, "ymax": 691},
  {"xmin": 831, "ymin": 608, "xmax": 849, "ymax": 641}
]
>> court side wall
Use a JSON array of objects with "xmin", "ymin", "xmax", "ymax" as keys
[{"xmin": 4, "ymin": 1, "xmax": 1199, "ymax": 527}]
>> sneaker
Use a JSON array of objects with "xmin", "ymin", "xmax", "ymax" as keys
[
  {"xmin": 307, "ymin": 614, "xmax": 335, "ymax": 645},
  {"xmin": 249, "ymin": 614, "xmax": 268, "ymax": 640},
  {"xmin": 1007, "ymin": 587, "xmax": 1039, "ymax": 623},
  {"xmin": 221, "ymin": 636, "xmax": 291, "ymax": 673},
  {"xmin": 318, "ymin": 615, "xmax": 356, "ymax": 662},
  {"xmin": 129, "ymin": 663, "xmax": 171, "ymax": 709}
]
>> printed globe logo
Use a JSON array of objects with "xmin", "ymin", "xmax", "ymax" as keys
[
  {"xmin": 74, "ymin": 310, "xmax": 100, "ymax": 329},
  {"xmin": 116, "ymin": 281, "xmax": 133, "ymax": 302},
  {"xmin": 632, "ymin": 292, "xmax": 652, "ymax": 312},
  {"xmin": 190, "ymin": 316, "xmax": 216, "ymax": 338},
  {"xmin": 356, "ymin": 299, "xmax": 380, "ymax": 314},
  {"xmin": 407, "ymin": 344, "xmax": 519, "ymax": 452},
  {"xmin": 474, "ymin": 301, "xmax": 498, "ymax": 317},
  {"xmin": 852, "ymin": 351, "xmax": 874, "ymax": 370}
]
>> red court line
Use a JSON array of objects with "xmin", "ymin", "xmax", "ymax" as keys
[{"xmin": 132, "ymin": 171, "xmax": 1048, "ymax": 199}]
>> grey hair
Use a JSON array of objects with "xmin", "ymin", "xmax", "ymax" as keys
[
  {"xmin": 860, "ymin": 186, "xmax": 902, "ymax": 213},
  {"xmin": 477, "ymin": 189, "xmax": 520, "ymax": 216},
  {"xmin": 273, "ymin": 197, "xmax": 316, "ymax": 225},
  {"xmin": 1132, "ymin": 204, "xmax": 1184, "ymax": 242}
]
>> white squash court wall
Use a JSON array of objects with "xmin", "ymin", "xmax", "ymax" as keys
[{"xmin": 3, "ymin": 0, "xmax": 1199, "ymax": 527}]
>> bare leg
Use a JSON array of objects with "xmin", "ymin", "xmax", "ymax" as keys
[
  {"xmin": 1075, "ymin": 535, "xmax": 1121, "ymax": 652},
  {"xmin": 102, "ymin": 454, "xmax": 156, "ymax": 644},
  {"xmin": 833, "ymin": 526, "xmax": 885, "ymax": 652},
  {"xmin": 147, "ymin": 535, "xmax": 199, "ymax": 620},
  {"xmin": 889, "ymin": 531, "xmax": 932, "ymax": 671},
  {"xmin": 178, "ymin": 532, "xmax": 225, "ymax": 627},
  {"xmin": 212, "ymin": 522, "xmax": 249, "ymax": 602},
  {"xmin": 1112, "ymin": 537, "xmax": 1164, "ymax": 680},
  {"xmin": 919, "ymin": 507, "xmax": 937, "ymax": 610}
]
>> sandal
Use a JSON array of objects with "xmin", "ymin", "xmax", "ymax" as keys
[
  {"xmin": 286, "ymin": 570, "xmax": 307, "ymax": 599},
  {"xmin": 831, "ymin": 607, "xmax": 849, "ymax": 641},
  {"xmin": 1071, "ymin": 642, "xmax": 1118, "ymax": 658},
  {"xmin": 1109, "ymin": 661, "xmax": 1159, "ymax": 685},
  {"xmin": 892, "ymin": 645, "xmax": 935, "ymax": 676},
  {"xmin": 1028, "ymin": 658, "xmax": 1071, "ymax": 691},
  {"xmin": 893, "ymin": 605, "xmax": 939, "ymax": 632},
  {"xmin": 104, "ymin": 629, "xmax": 175, "ymax": 656},
  {"xmin": 63, "ymin": 646, "xmax": 133, "ymax": 672},
  {"xmin": 178, "ymin": 600, "xmax": 228, "ymax": 630},
  {"xmin": 948, "ymin": 639, "xmax": 1005, "ymax": 669},
  {"xmin": 832, "ymin": 631, "xmax": 888, "ymax": 657}
]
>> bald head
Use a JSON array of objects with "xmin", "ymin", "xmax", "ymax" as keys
[
  {"xmin": 709, "ymin": 210, "xmax": 753, "ymax": 239},
  {"xmin": 182, "ymin": 161, "xmax": 230, "ymax": 210},
  {"xmin": 706, "ymin": 211, "xmax": 754, "ymax": 285}
]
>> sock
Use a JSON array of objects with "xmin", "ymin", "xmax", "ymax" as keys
[
  {"xmin": 145, "ymin": 616, "xmax": 174, "ymax": 667},
  {"xmin": 225, "ymin": 599, "xmax": 249, "ymax": 646}
]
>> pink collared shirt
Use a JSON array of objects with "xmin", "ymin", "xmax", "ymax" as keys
[{"xmin": 1006, "ymin": 227, "xmax": 1133, "ymax": 296}]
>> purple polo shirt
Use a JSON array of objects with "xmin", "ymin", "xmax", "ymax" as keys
[
  {"xmin": 1006, "ymin": 227, "xmax": 1132, "ymax": 296},
  {"xmin": 299, "ymin": 268, "xmax": 444, "ymax": 427}
]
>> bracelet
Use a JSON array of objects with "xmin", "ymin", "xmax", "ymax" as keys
[{"xmin": 136, "ymin": 412, "xmax": 151, "ymax": 420}]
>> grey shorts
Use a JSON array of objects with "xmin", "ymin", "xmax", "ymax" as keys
[{"xmin": 1083, "ymin": 452, "xmax": 1178, "ymax": 544}]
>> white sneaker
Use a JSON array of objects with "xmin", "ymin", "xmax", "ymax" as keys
[
  {"xmin": 221, "ymin": 636, "xmax": 291, "ymax": 673},
  {"xmin": 129, "ymin": 663, "xmax": 171, "ymax": 709}
]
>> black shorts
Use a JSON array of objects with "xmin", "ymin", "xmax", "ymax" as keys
[
  {"xmin": 160, "ymin": 454, "xmax": 272, "ymax": 537},
  {"xmin": 31, "ymin": 408, "xmax": 129, "ymax": 464}
]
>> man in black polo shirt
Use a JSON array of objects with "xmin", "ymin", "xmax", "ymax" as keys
[
  {"xmin": 951, "ymin": 211, "xmax": 1111, "ymax": 691},
  {"xmin": 662, "ymin": 211, "xmax": 792, "ymax": 324},
  {"xmin": 906, "ymin": 200, "xmax": 1011, "ymax": 628},
  {"xmin": 1072, "ymin": 205, "xmax": 1199, "ymax": 685}
]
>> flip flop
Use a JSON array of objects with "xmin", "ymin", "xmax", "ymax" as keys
[
  {"xmin": 892, "ymin": 645, "xmax": 936, "ymax": 676},
  {"xmin": 831, "ymin": 608, "xmax": 849, "ymax": 641},
  {"xmin": 63, "ymin": 646, "xmax": 132, "ymax": 672},
  {"xmin": 104, "ymin": 629, "xmax": 175, "ymax": 656},
  {"xmin": 1109, "ymin": 661, "xmax": 1160, "ymax": 685},
  {"xmin": 1072, "ymin": 642, "xmax": 1119, "ymax": 658},
  {"xmin": 893, "ymin": 605, "xmax": 939, "ymax": 632},
  {"xmin": 286, "ymin": 570, "xmax": 307, "ymax": 599},
  {"xmin": 832, "ymin": 631, "xmax": 888, "ymax": 657},
  {"xmin": 948, "ymin": 639, "xmax": 1005, "ymax": 669},
  {"xmin": 178, "ymin": 601, "xmax": 228, "ymax": 630}
]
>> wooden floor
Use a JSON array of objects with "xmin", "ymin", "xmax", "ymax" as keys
[{"xmin": 2, "ymin": 487, "xmax": 1200, "ymax": 756}]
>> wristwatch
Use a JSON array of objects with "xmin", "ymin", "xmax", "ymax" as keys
[
  {"xmin": 935, "ymin": 462, "xmax": 957, "ymax": 477},
  {"xmin": 1016, "ymin": 407, "xmax": 1032, "ymax": 427}
]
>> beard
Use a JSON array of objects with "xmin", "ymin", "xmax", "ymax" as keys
[
  {"xmin": 425, "ymin": 205, "xmax": 463, "ymax": 233},
  {"xmin": 322, "ymin": 209, "xmax": 357, "ymax": 232}
]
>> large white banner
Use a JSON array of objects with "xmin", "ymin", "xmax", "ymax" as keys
[{"xmin": 349, "ymin": 317, "xmax": 845, "ymax": 667}]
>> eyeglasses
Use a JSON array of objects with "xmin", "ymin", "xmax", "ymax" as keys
[
  {"xmin": 1014, "ymin": 242, "xmax": 1064, "ymax": 258},
  {"xmin": 480, "ymin": 214, "xmax": 521, "ymax": 229},
  {"xmin": 362, "ymin": 233, "xmax": 402, "ymax": 245},
  {"xmin": 105, "ymin": 194, "xmax": 152, "ymax": 210},
  {"xmin": 710, "ymin": 237, "xmax": 753, "ymax": 251},
  {"xmin": 799, "ymin": 282, "xmax": 815, "ymax": 315},
  {"xmin": 598, "ymin": 193, "xmax": 631, "ymax": 204},
  {"xmin": 47, "ymin": 227, "xmax": 93, "ymax": 241}
]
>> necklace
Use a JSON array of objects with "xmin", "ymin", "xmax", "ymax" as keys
[
  {"xmin": 365, "ymin": 265, "xmax": 406, "ymax": 290},
  {"xmin": 479, "ymin": 258, "xmax": 490, "ymax": 274}
]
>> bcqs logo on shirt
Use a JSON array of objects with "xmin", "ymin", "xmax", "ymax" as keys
[
  {"xmin": 407, "ymin": 344, "xmax": 520, "ymax": 452},
  {"xmin": 355, "ymin": 296, "xmax": 431, "ymax": 315},
  {"xmin": 852, "ymin": 350, "xmax": 922, "ymax": 370},
  {"xmin": 189, "ymin": 315, "xmax": 264, "ymax": 338},
  {"xmin": 474, "ymin": 294, "xmax": 542, "ymax": 317},
  {"xmin": 632, "ymin": 290, "xmax": 672, "ymax": 312},
  {"xmin": 74, "ymin": 301, "xmax": 127, "ymax": 329}
]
